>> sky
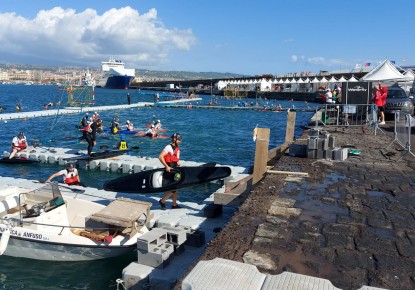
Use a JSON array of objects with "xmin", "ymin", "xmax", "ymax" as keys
[{"xmin": 0, "ymin": 0, "xmax": 414, "ymax": 76}]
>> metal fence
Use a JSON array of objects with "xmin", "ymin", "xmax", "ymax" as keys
[
  {"xmin": 386, "ymin": 111, "xmax": 415, "ymax": 160},
  {"xmin": 313, "ymin": 104, "xmax": 383, "ymax": 133}
]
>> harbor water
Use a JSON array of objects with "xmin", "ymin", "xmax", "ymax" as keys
[{"xmin": 0, "ymin": 84, "xmax": 316, "ymax": 289}]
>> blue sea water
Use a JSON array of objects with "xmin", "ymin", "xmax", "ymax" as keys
[{"xmin": 0, "ymin": 84, "xmax": 317, "ymax": 289}]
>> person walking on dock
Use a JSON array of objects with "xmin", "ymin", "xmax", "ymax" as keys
[
  {"xmin": 158, "ymin": 133, "xmax": 182, "ymax": 209},
  {"xmin": 82, "ymin": 119, "xmax": 102, "ymax": 155}
]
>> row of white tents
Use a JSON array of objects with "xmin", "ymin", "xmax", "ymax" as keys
[{"xmin": 217, "ymin": 60, "xmax": 415, "ymax": 91}]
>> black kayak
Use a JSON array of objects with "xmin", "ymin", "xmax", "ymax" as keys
[
  {"xmin": 63, "ymin": 149, "xmax": 131, "ymax": 161},
  {"xmin": 0, "ymin": 157, "xmax": 40, "ymax": 163},
  {"xmin": 103, "ymin": 164, "xmax": 231, "ymax": 193}
]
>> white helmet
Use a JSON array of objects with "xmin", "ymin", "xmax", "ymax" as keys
[{"xmin": 126, "ymin": 120, "xmax": 130, "ymax": 124}]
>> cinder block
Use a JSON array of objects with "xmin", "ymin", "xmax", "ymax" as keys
[
  {"xmin": 288, "ymin": 144, "xmax": 307, "ymax": 157},
  {"xmin": 333, "ymin": 148, "xmax": 348, "ymax": 161},
  {"xmin": 325, "ymin": 149, "xmax": 334, "ymax": 160},
  {"xmin": 308, "ymin": 129, "xmax": 319, "ymax": 137},
  {"xmin": 204, "ymin": 203, "xmax": 223, "ymax": 218},
  {"xmin": 137, "ymin": 243, "xmax": 174, "ymax": 268},
  {"xmin": 185, "ymin": 229, "xmax": 205, "ymax": 248},
  {"xmin": 307, "ymin": 149, "xmax": 317, "ymax": 159},
  {"xmin": 307, "ymin": 137, "xmax": 318, "ymax": 150},
  {"xmin": 317, "ymin": 138, "xmax": 325, "ymax": 150},
  {"xmin": 137, "ymin": 228, "xmax": 168, "ymax": 252},
  {"xmin": 316, "ymin": 149, "xmax": 325, "ymax": 159},
  {"xmin": 160, "ymin": 226, "xmax": 187, "ymax": 246},
  {"xmin": 328, "ymin": 135, "xmax": 336, "ymax": 148},
  {"xmin": 122, "ymin": 262, "xmax": 153, "ymax": 290}
]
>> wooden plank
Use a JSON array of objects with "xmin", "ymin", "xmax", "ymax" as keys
[
  {"xmin": 267, "ymin": 170, "xmax": 309, "ymax": 176},
  {"xmin": 90, "ymin": 198, "xmax": 152, "ymax": 227},
  {"xmin": 285, "ymin": 111, "xmax": 296, "ymax": 144},
  {"xmin": 253, "ymin": 128, "xmax": 270, "ymax": 184}
]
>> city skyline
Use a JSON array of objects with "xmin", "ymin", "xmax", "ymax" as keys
[{"xmin": 1, "ymin": 1, "xmax": 414, "ymax": 76}]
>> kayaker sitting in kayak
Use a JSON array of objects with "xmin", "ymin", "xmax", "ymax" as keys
[
  {"xmin": 9, "ymin": 132, "xmax": 28, "ymax": 159},
  {"xmin": 117, "ymin": 135, "xmax": 129, "ymax": 150},
  {"xmin": 145, "ymin": 125, "xmax": 158, "ymax": 138},
  {"xmin": 46, "ymin": 163, "xmax": 82, "ymax": 186}
]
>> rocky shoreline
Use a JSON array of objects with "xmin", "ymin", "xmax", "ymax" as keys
[{"xmin": 178, "ymin": 123, "xmax": 415, "ymax": 290}]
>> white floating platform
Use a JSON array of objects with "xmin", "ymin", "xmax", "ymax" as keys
[
  {"xmin": 3, "ymin": 146, "xmax": 248, "ymax": 184},
  {"xmin": 0, "ymin": 98, "xmax": 202, "ymax": 121},
  {"xmin": 181, "ymin": 258, "xmax": 387, "ymax": 290}
]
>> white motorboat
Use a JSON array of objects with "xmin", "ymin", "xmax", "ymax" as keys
[{"xmin": 0, "ymin": 183, "xmax": 152, "ymax": 261}]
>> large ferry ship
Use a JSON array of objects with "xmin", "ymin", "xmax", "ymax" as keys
[{"xmin": 96, "ymin": 57, "xmax": 135, "ymax": 89}]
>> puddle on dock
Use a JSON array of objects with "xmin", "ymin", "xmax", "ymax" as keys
[
  {"xmin": 367, "ymin": 191, "xmax": 386, "ymax": 197},
  {"xmin": 282, "ymin": 172, "xmax": 349, "ymax": 224}
]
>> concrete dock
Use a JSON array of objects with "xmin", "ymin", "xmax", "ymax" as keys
[{"xmin": 186, "ymin": 122, "xmax": 415, "ymax": 290}]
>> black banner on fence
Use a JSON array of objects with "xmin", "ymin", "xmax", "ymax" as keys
[{"xmin": 342, "ymin": 82, "xmax": 370, "ymax": 104}]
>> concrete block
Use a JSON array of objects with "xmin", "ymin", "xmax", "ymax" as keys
[
  {"xmin": 316, "ymin": 149, "xmax": 325, "ymax": 159},
  {"xmin": 307, "ymin": 137, "xmax": 318, "ymax": 150},
  {"xmin": 308, "ymin": 129, "xmax": 319, "ymax": 137},
  {"xmin": 137, "ymin": 243, "xmax": 174, "ymax": 268},
  {"xmin": 122, "ymin": 262, "xmax": 153, "ymax": 290},
  {"xmin": 333, "ymin": 148, "xmax": 348, "ymax": 161},
  {"xmin": 185, "ymin": 229, "xmax": 206, "ymax": 248},
  {"xmin": 307, "ymin": 149, "xmax": 316, "ymax": 159},
  {"xmin": 328, "ymin": 135, "xmax": 336, "ymax": 148},
  {"xmin": 204, "ymin": 203, "xmax": 223, "ymax": 218},
  {"xmin": 160, "ymin": 226, "xmax": 187, "ymax": 246},
  {"xmin": 288, "ymin": 144, "xmax": 307, "ymax": 157},
  {"xmin": 156, "ymin": 213, "xmax": 182, "ymax": 228},
  {"xmin": 325, "ymin": 149, "xmax": 334, "ymax": 160},
  {"xmin": 137, "ymin": 228, "xmax": 168, "ymax": 252},
  {"xmin": 317, "ymin": 138, "xmax": 325, "ymax": 150}
]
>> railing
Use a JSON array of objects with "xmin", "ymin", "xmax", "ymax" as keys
[
  {"xmin": 314, "ymin": 103, "xmax": 376, "ymax": 126},
  {"xmin": 386, "ymin": 111, "xmax": 415, "ymax": 161}
]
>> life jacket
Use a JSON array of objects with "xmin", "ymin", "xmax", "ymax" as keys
[
  {"xmin": 65, "ymin": 170, "xmax": 78, "ymax": 185},
  {"xmin": 17, "ymin": 139, "xmax": 27, "ymax": 149},
  {"xmin": 118, "ymin": 141, "xmax": 128, "ymax": 150},
  {"xmin": 164, "ymin": 144, "xmax": 180, "ymax": 163},
  {"xmin": 82, "ymin": 123, "xmax": 92, "ymax": 133}
]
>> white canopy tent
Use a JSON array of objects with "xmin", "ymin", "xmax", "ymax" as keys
[{"xmin": 361, "ymin": 59, "xmax": 410, "ymax": 82}]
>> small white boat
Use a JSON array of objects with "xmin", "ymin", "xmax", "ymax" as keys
[{"xmin": 0, "ymin": 183, "xmax": 152, "ymax": 261}]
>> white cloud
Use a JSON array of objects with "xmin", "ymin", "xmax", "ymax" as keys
[
  {"xmin": 291, "ymin": 55, "xmax": 298, "ymax": 62},
  {"xmin": 0, "ymin": 6, "xmax": 196, "ymax": 67}
]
